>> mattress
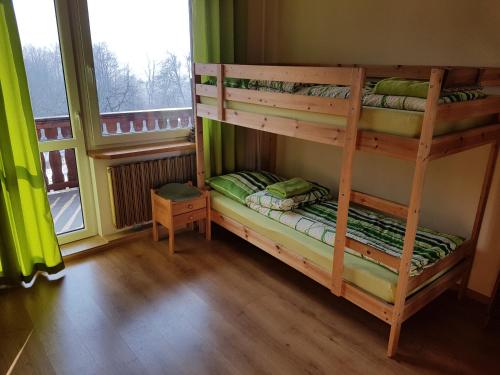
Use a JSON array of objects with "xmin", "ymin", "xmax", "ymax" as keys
[
  {"xmin": 211, "ymin": 190, "xmax": 452, "ymax": 303},
  {"xmin": 200, "ymin": 96, "xmax": 493, "ymax": 138}
]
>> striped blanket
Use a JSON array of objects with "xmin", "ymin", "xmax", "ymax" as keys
[{"xmin": 247, "ymin": 199, "xmax": 464, "ymax": 275}]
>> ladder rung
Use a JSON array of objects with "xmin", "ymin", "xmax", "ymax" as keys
[
  {"xmin": 346, "ymin": 238, "xmax": 401, "ymax": 270},
  {"xmin": 350, "ymin": 190, "xmax": 408, "ymax": 219}
]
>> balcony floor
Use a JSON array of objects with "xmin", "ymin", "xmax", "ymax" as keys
[{"xmin": 48, "ymin": 188, "xmax": 84, "ymax": 235}]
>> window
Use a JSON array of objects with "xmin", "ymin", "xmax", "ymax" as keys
[
  {"xmin": 14, "ymin": 0, "xmax": 72, "ymax": 141},
  {"xmin": 86, "ymin": 0, "xmax": 193, "ymax": 140},
  {"xmin": 14, "ymin": 0, "xmax": 93, "ymax": 240}
]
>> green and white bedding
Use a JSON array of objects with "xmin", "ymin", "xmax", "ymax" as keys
[
  {"xmin": 362, "ymin": 90, "xmax": 486, "ymax": 111},
  {"xmin": 206, "ymin": 170, "xmax": 283, "ymax": 205},
  {"xmin": 207, "ymin": 77, "xmax": 486, "ymax": 112},
  {"xmin": 247, "ymin": 199, "xmax": 464, "ymax": 276},
  {"xmin": 245, "ymin": 183, "xmax": 330, "ymax": 211}
]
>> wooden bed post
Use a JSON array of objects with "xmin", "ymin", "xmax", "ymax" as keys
[
  {"xmin": 331, "ymin": 67, "xmax": 365, "ymax": 296},
  {"xmin": 459, "ymin": 140, "xmax": 499, "ymax": 299},
  {"xmin": 387, "ymin": 68, "xmax": 445, "ymax": 357},
  {"xmin": 193, "ymin": 66, "xmax": 206, "ymax": 190}
]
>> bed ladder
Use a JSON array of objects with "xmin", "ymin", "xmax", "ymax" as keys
[{"xmin": 330, "ymin": 68, "xmax": 446, "ymax": 356}]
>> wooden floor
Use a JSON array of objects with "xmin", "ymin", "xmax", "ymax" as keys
[{"xmin": 1, "ymin": 229, "xmax": 499, "ymax": 375}]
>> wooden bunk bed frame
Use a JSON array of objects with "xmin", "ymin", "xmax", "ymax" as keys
[{"xmin": 192, "ymin": 63, "xmax": 500, "ymax": 357}]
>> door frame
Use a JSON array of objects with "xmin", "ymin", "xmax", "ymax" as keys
[{"xmin": 34, "ymin": 0, "xmax": 98, "ymax": 245}]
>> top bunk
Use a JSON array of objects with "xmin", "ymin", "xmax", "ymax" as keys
[{"xmin": 193, "ymin": 63, "xmax": 500, "ymax": 161}]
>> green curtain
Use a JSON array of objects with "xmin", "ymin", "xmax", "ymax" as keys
[
  {"xmin": 192, "ymin": 0, "xmax": 236, "ymax": 178},
  {"xmin": 0, "ymin": 0, "xmax": 63, "ymax": 286}
]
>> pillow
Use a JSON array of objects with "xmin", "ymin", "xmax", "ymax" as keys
[
  {"xmin": 206, "ymin": 171, "xmax": 282, "ymax": 204},
  {"xmin": 245, "ymin": 183, "xmax": 330, "ymax": 211},
  {"xmin": 374, "ymin": 78, "xmax": 429, "ymax": 98}
]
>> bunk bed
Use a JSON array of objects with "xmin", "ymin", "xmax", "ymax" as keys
[{"xmin": 192, "ymin": 63, "xmax": 500, "ymax": 357}]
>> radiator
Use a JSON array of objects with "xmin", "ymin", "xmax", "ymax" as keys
[{"xmin": 107, "ymin": 153, "xmax": 196, "ymax": 229}]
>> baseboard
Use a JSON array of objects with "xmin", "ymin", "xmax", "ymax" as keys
[{"xmin": 62, "ymin": 226, "xmax": 152, "ymax": 262}]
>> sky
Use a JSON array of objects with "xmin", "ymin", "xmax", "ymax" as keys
[{"xmin": 13, "ymin": 0, "xmax": 191, "ymax": 79}]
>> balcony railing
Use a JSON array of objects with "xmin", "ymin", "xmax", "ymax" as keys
[{"xmin": 36, "ymin": 107, "xmax": 193, "ymax": 192}]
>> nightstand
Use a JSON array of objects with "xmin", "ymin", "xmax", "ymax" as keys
[{"xmin": 151, "ymin": 182, "xmax": 211, "ymax": 254}]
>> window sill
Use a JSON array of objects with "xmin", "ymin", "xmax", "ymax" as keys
[{"xmin": 88, "ymin": 140, "xmax": 195, "ymax": 160}]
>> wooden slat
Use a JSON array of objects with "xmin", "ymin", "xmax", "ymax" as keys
[
  {"xmin": 211, "ymin": 210, "xmax": 331, "ymax": 287},
  {"xmin": 341, "ymin": 282, "xmax": 394, "ymax": 323},
  {"xmin": 331, "ymin": 68, "xmax": 366, "ymax": 296},
  {"xmin": 479, "ymin": 68, "xmax": 500, "ymax": 87},
  {"xmin": 193, "ymin": 73, "xmax": 206, "ymax": 188},
  {"xmin": 223, "ymin": 108, "xmax": 346, "ymax": 146},
  {"xmin": 224, "ymin": 64, "xmax": 355, "ymax": 86},
  {"xmin": 225, "ymin": 87, "xmax": 350, "ymax": 116},
  {"xmin": 470, "ymin": 143, "xmax": 499, "ymax": 244},
  {"xmin": 402, "ymin": 261, "xmax": 467, "ymax": 321},
  {"xmin": 195, "ymin": 84, "xmax": 217, "ymax": 97},
  {"xmin": 407, "ymin": 240, "xmax": 472, "ymax": 291},
  {"xmin": 345, "ymin": 238, "xmax": 401, "ymax": 271},
  {"xmin": 444, "ymin": 68, "xmax": 480, "ymax": 88},
  {"xmin": 429, "ymin": 123, "xmax": 500, "ymax": 160},
  {"xmin": 336, "ymin": 65, "xmax": 479, "ymax": 87},
  {"xmin": 436, "ymin": 96, "xmax": 500, "ymax": 122},
  {"xmin": 197, "ymin": 104, "xmax": 422, "ymax": 160},
  {"xmin": 194, "ymin": 63, "xmax": 218, "ymax": 76},
  {"xmin": 364, "ymin": 65, "xmax": 432, "ymax": 80},
  {"xmin": 387, "ymin": 68, "xmax": 445, "ymax": 358},
  {"xmin": 459, "ymin": 141, "xmax": 499, "ymax": 299},
  {"xmin": 196, "ymin": 103, "xmax": 219, "ymax": 120},
  {"xmin": 357, "ymin": 131, "xmax": 419, "ymax": 160},
  {"xmin": 350, "ymin": 190, "xmax": 408, "ymax": 219},
  {"xmin": 216, "ymin": 65, "xmax": 225, "ymax": 121}
]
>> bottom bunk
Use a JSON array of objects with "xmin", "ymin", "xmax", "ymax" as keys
[{"xmin": 210, "ymin": 190, "xmax": 466, "ymax": 305}]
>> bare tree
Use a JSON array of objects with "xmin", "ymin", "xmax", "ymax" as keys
[
  {"xmin": 144, "ymin": 58, "xmax": 159, "ymax": 107},
  {"xmin": 92, "ymin": 43, "xmax": 142, "ymax": 112},
  {"xmin": 22, "ymin": 45, "xmax": 68, "ymax": 117},
  {"xmin": 21, "ymin": 43, "xmax": 192, "ymax": 116},
  {"xmin": 157, "ymin": 52, "xmax": 191, "ymax": 108}
]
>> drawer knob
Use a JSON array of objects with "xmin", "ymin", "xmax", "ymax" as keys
[
  {"xmin": 188, "ymin": 204, "xmax": 193, "ymax": 209},
  {"xmin": 189, "ymin": 216, "xmax": 193, "ymax": 220}
]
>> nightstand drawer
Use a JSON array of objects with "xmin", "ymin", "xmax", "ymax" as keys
[
  {"xmin": 172, "ymin": 197, "xmax": 206, "ymax": 215},
  {"xmin": 173, "ymin": 208, "xmax": 207, "ymax": 227}
]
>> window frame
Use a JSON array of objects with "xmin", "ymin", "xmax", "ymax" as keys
[{"xmin": 68, "ymin": 0, "xmax": 193, "ymax": 150}]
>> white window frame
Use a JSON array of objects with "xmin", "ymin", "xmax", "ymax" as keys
[{"xmin": 68, "ymin": 0, "xmax": 192, "ymax": 150}]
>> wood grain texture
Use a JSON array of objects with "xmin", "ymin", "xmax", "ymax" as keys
[
  {"xmin": 331, "ymin": 68, "xmax": 365, "ymax": 295},
  {"xmin": 436, "ymin": 96, "xmax": 500, "ymax": 122},
  {"xmin": 1, "ymin": 231, "xmax": 499, "ymax": 374},
  {"xmin": 88, "ymin": 141, "xmax": 195, "ymax": 159},
  {"xmin": 350, "ymin": 190, "xmax": 408, "ymax": 219},
  {"xmin": 224, "ymin": 64, "xmax": 355, "ymax": 85},
  {"xmin": 225, "ymin": 87, "xmax": 350, "ymax": 116}
]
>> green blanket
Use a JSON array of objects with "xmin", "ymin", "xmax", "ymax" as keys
[
  {"xmin": 247, "ymin": 199, "xmax": 464, "ymax": 275},
  {"xmin": 266, "ymin": 178, "xmax": 312, "ymax": 198}
]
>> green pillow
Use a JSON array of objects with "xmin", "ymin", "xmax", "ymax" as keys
[
  {"xmin": 206, "ymin": 171, "xmax": 283, "ymax": 204},
  {"xmin": 374, "ymin": 78, "xmax": 430, "ymax": 98}
]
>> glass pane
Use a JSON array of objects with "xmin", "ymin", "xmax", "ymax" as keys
[
  {"xmin": 40, "ymin": 149, "xmax": 84, "ymax": 235},
  {"xmin": 86, "ymin": 0, "xmax": 193, "ymax": 136},
  {"xmin": 13, "ymin": 0, "xmax": 73, "ymax": 142}
]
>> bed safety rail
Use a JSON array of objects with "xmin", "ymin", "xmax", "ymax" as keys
[{"xmin": 194, "ymin": 64, "xmax": 500, "ymax": 161}]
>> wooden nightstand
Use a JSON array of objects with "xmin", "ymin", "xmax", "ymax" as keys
[{"xmin": 151, "ymin": 183, "xmax": 211, "ymax": 254}]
